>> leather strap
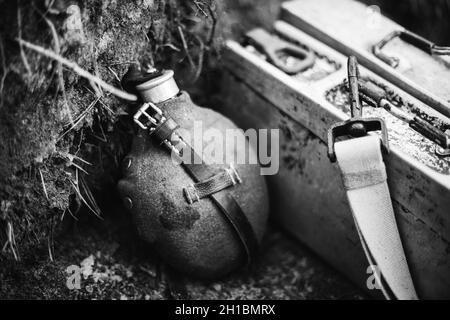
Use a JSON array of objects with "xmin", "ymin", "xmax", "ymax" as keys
[
  {"xmin": 151, "ymin": 117, "xmax": 259, "ymax": 266},
  {"xmin": 335, "ymin": 135, "xmax": 418, "ymax": 300},
  {"xmin": 183, "ymin": 164, "xmax": 242, "ymax": 204},
  {"xmin": 153, "ymin": 118, "xmax": 179, "ymax": 143}
]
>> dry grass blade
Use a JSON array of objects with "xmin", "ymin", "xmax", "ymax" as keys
[
  {"xmin": 17, "ymin": 6, "xmax": 32, "ymax": 76},
  {"xmin": 161, "ymin": 43, "xmax": 181, "ymax": 52},
  {"xmin": 2, "ymin": 240, "xmax": 8, "ymax": 252},
  {"xmin": 17, "ymin": 39, "xmax": 138, "ymax": 101},
  {"xmin": 67, "ymin": 208, "xmax": 78, "ymax": 221},
  {"xmin": 47, "ymin": 226, "xmax": 54, "ymax": 262},
  {"xmin": 70, "ymin": 179, "xmax": 98, "ymax": 218},
  {"xmin": 107, "ymin": 66, "xmax": 121, "ymax": 83},
  {"xmin": 70, "ymin": 154, "xmax": 92, "ymax": 166},
  {"xmin": 47, "ymin": 213, "xmax": 55, "ymax": 262},
  {"xmin": 38, "ymin": 168, "xmax": 49, "ymax": 200},
  {"xmin": 193, "ymin": 35, "xmax": 205, "ymax": 82},
  {"xmin": 84, "ymin": 86, "xmax": 115, "ymax": 115},
  {"xmin": 0, "ymin": 33, "xmax": 8, "ymax": 108},
  {"xmin": 48, "ymin": 236, "xmax": 54, "ymax": 262},
  {"xmin": 58, "ymin": 96, "xmax": 100, "ymax": 140},
  {"xmin": 206, "ymin": 3, "xmax": 217, "ymax": 46},
  {"xmin": 178, "ymin": 26, "xmax": 195, "ymax": 70},
  {"xmin": 61, "ymin": 208, "xmax": 79, "ymax": 221},
  {"xmin": 70, "ymin": 169, "xmax": 102, "ymax": 219},
  {"xmin": 7, "ymin": 222, "xmax": 20, "ymax": 261},
  {"xmin": 194, "ymin": 1, "xmax": 209, "ymax": 17},
  {"xmin": 71, "ymin": 161, "xmax": 89, "ymax": 175},
  {"xmin": 39, "ymin": 10, "xmax": 73, "ymax": 124},
  {"xmin": 79, "ymin": 175, "xmax": 102, "ymax": 218}
]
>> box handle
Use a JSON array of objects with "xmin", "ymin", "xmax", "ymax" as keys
[
  {"xmin": 246, "ymin": 28, "xmax": 315, "ymax": 75},
  {"xmin": 372, "ymin": 30, "xmax": 450, "ymax": 68}
]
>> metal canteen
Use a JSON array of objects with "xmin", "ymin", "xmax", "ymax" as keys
[{"xmin": 117, "ymin": 67, "xmax": 269, "ymax": 279}]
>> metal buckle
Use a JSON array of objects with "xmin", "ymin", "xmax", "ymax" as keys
[
  {"xmin": 327, "ymin": 117, "xmax": 389, "ymax": 162},
  {"xmin": 327, "ymin": 56, "xmax": 389, "ymax": 162},
  {"xmin": 133, "ymin": 102, "xmax": 164, "ymax": 130}
]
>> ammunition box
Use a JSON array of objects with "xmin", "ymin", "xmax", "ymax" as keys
[{"xmin": 220, "ymin": 8, "xmax": 450, "ymax": 298}]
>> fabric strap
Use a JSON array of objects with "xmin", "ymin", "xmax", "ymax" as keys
[
  {"xmin": 181, "ymin": 146, "xmax": 259, "ymax": 266},
  {"xmin": 334, "ymin": 135, "xmax": 418, "ymax": 300}
]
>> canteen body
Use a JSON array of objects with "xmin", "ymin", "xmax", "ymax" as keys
[{"xmin": 118, "ymin": 81, "xmax": 269, "ymax": 279}]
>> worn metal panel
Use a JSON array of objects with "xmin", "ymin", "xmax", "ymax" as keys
[{"xmin": 281, "ymin": 0, "xmax": 450, "ymax": 119}]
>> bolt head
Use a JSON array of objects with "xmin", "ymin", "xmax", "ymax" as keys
[{"xmin": 349, "ymin": 122, "xmax": 366, "ymax": 137}]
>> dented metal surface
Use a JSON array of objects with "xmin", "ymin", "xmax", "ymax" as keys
[{"xmin": 281, "ymin": 0, "xmax": 450, "ymax": 120}]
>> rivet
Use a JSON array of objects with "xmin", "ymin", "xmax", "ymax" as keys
[
  {"xmin": 124, "ymin": 197, "xmax": 133, "ymax": 209},
  {"xmin": 349, "ymin": 122, "xmax": 366, "ymax": 137}
]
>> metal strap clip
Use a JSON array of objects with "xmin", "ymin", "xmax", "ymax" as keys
[
  {"xmin": 133, "ymin": 102, "xmax": 165, "ymax": 130},
  {"xmin": 328, "ymin": 56, "xmax": 389, "ymax": 162}
]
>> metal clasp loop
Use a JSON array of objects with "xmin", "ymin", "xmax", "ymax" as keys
[
  {"xmin": 327, "ymin": 56, "xmax": 389, "ymax": 162},
  {"xmin": 327, "ymin": 117, "xmax": 389, "ymax": 162},
  {"xmin": 133, "ymin": 102, "xmax": 164, "ymax": 130}
]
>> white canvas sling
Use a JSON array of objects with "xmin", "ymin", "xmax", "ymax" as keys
[
  {"xmin": 335, "ymin": 135, "xmax": 418, "ymax": 300},
  {"xmin": 329, "ymin": 57, "xmax": 418, "ymax": 300}
]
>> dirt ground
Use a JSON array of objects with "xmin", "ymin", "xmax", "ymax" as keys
[
  {"xmin": 0, "ymin": 0, "xmax": 448, "ymax": 299},
  {"xmin": 0, "ymin": 208, "xmax": 365, "ymax": 299}
]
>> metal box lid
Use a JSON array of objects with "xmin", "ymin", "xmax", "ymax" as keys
[{"xmin": 281, "ymin": 0, "xmax": 450, "ymax": 120}]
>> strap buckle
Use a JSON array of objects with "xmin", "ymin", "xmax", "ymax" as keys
[
  {"xmin": 133, "ymin": 102, "xmax": 165, "ymax": 130},
  {"xmin": 327, "ymin": 117, "xmax": 389, "ymax": 162},
  {"xmin": 327, "ymin": 56, "xmax": 389, "ymax": 162}
]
